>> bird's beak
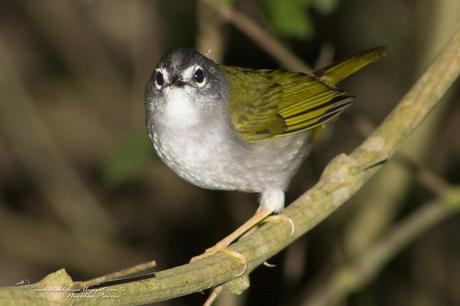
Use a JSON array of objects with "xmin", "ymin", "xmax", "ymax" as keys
[
  {"xmin": 173, "ymin": 80, "xmax": 187, "ymax": 87},
  {"xmin": 170, "ymin": 75, "xmax": 186, "ymax": 87}
]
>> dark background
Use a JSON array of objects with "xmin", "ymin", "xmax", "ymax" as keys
[{"xmin": 0, "ymin": 1, "xmax": 459, "ymax": 305}]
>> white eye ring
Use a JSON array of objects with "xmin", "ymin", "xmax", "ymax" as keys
[
  {"xmin": 192, "ymin": 66, "xmax": 206, "ymax": 88},
  {"xmin": 154, "ymin": 68, "xmax": 166, "ymax": 90}
]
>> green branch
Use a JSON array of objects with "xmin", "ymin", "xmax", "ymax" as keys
[
  {"xmin": 0, "ymin": 22, "xmax": 459, "ymax": 306},
  {"xmin": 299, "ymin": 187, "xmax": 460, "ymax": 306}
]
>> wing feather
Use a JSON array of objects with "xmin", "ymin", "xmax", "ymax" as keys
[{"xmin": 222, "ymin": 66, "xmax": 352, "ymax": 141}]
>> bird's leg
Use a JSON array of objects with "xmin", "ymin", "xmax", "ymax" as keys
[
  {"xmin": 210, "ymin": 207, "xmax": 273, "ymax": 249},
  {"xmin": 256, "ymin": 189, "xmax": 294, "ymax": 235},
  {"xmin": 191, "ymin": 207, "xmax": 273, "ymax": 263},
  {"xmin": 191, "ymin": 190, "xmax": 290, "ymax": 272}
]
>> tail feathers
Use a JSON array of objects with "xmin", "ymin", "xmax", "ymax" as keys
[{"xmin": 315, "ymin": 46, "xmax": 387, "ymax": 86}]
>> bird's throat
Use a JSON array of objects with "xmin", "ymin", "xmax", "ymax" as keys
[{"xmin": 161, "ymin": 86, "xmax": 199, "ymax": 127}]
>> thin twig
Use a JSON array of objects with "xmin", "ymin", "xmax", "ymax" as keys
[
  {"xmin": 202, "ymin": 0, "xmax": 312, "ymax": 73},
  {"xmin": 203, "ymin": 286, "xmax": 224, "ymax": 306},
  {"xmin": 314, "ymin": 43, "xmax": 335, "ymax": 70},
  {"xmin": 197, "ymin": 0, "xmax": 226, "ymax": 63},
  {"xmin": 74, "ymin": 260, "xmax": 157, "ymax": 289}
]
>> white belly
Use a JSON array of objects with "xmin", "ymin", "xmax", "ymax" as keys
[
  {"xmin": 150, "ymin": 123, "xmax": 311, "ymax": 193},
  {"xmin": 151, "ymin": 126, "xmax": 242, "ymax": 190}
]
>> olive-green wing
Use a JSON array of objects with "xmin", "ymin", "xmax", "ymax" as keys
[
  {"xmin": 222, "ymin": 66, "xmax": 352, "ymax": 141},
  {"xmin": 221, "ymin": 47, "xmax": 386, "ymax": 141}
]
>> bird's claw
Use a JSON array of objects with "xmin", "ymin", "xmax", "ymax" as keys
[
  {"xmin": 191, "ymin": 246, "xmax": 248, "ymax": 277},
  {"xmin": 263, "ymin": 214, "xmax": 296, "ymax": 236}
]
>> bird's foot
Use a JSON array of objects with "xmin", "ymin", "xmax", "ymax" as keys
[
  {"xmin": 191, "ymin": 245, "xmax": 248, "ymax": 277},
  {"xmin": 190, "ymin": 208, "xmax": 274, "ymax": 277},
  {"xmin": 263, "ymin": 214, "xmax": 296, "ymax": 236}
]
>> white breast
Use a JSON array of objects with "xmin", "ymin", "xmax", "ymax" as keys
[{"xmin": 152, "ymin": 120, "xmax": 236, "ymax": 190}]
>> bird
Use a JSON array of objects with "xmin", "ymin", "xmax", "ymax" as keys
[{"xmin": 144, "ymin": 47, "xmax": 386, "ymax": 260}]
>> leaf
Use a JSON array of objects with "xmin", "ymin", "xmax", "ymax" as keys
[
  {"xmin": 260, "ymin": 0, "xmax": 341, "ymax": 39},
  {"xmin": 261, "ymin": 0, "xmax": 313, "ymax": 39},
  {"xmin": 313, "ymin": 0, "xmax": 340, "ymax": 14}
]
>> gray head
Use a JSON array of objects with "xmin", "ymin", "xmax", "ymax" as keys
[{"xmin": 145, "ymin": 49, "xmax": 229, "ymax": 128}]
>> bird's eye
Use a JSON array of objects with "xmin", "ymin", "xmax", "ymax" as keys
[
  {"xmin": 193, "ymin": 68, "xmax": 205, "ymax": 84},
  {"xmin": 154, "ymin": 71, "xmax": 164, "ymax": 89}
]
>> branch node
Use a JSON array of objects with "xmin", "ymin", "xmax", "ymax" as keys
[
  {"xmin": 321, "ymin": 153, "xmax": 357, "ymax": 183},
  {"xmin": 33, "ymin": 269, "xmax": 73, "ymax": 303}
]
